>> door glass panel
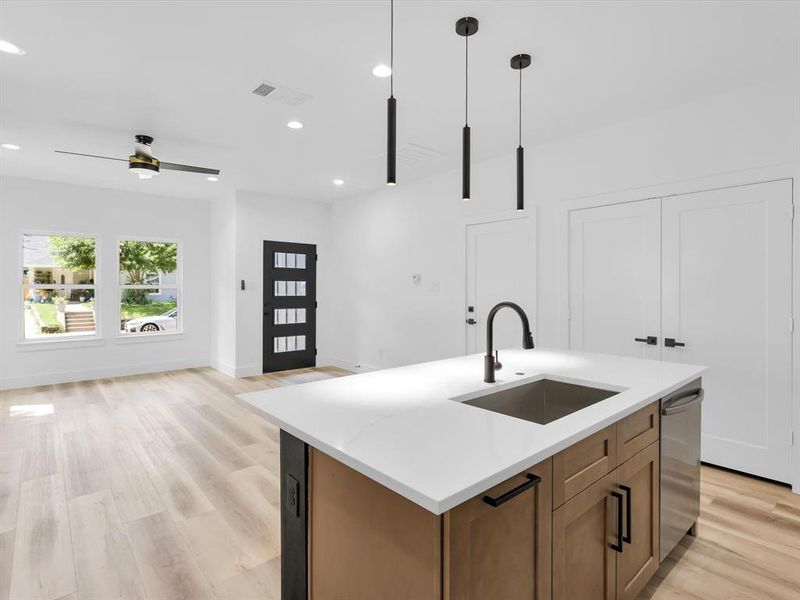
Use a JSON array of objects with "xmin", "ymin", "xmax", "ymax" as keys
[
  {"xmin": 286, "ymin": 308, "xmax": 296, "ymax": 324},
  {"xmin": 286, "ymin": 281, "xmax": 296, "ymax": 296},
  {"xmin": 296, "ymin": 335, "xmax": 306, "ymax": 351},
  {"xmin": 286, "ymin": 253, "xmax": 296, "ymax": 269},
  {"xmin": 297, "ymin": 281, "xmax": 307, "ymax": 296},
  {"xmin": 274, "ymin": 308, "xmax": 286, "ymax": 325},
  {"xmin": 275, "ymin": 281, "xmax": 286, "ymax": 296},
  {"xmin": 286, "ymin": 336, "xmax": 296, "ymax": 352},
  {"xmin": 297, "ymin": 308, "xmax": 306, "ymax": 323},
  {"xmin": 296, "ymin": 254, "xmax": 307, "ymax": 269},
  {"xmin": 275, "ymin": 252, "xmax": 286, "ymax": 268}
]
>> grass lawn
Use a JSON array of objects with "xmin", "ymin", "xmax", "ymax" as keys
[
  {"xmin": 31, "ymin": 303, "xmax": 60, "ymax": 328},
  {"xmin": 121, "ymin": 302, "xmax": 177, "ymax": 320}
]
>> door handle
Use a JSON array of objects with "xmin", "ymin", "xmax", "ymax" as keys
[
  {"xmin": 634, "ymin": 336, "xmax": 658, "ymax": 345},
  {"xmin": 619, "ymin": 485, "xmax": 632, "ymax": 544},
  {"xmin": 664, "ymin": 337, "xmax": 685, "ymax": 348},
  {"xmin": 609, "ymin": 491, "xmax": 624, "ymax": 553},
  {"xmin": 482, "ymin": 473, "xmax": 541, "ymax": 507},
  {"xmin": 466, "ymin": 318, "xmax": 477, "ymax": 325}
]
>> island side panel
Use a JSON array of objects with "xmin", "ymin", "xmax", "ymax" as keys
[
  {"xmin": 280, "ymin": 430, "xmax": 309, "ymax": 600},
  {"xmin": 309, "ymin": 448, "xmax": 442, "ymax": 600}
]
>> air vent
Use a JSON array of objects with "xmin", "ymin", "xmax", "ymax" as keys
[
  {"xmin": 252, "ymin": 83, "xmax": 276, "ymax": 97},
  {"xmin": 377, "ymin": 142, "xmax": 447, "ymax": 166},
  {"xmin": 251, "ymin": 81, "xmax": 311, "ymax": 106}
]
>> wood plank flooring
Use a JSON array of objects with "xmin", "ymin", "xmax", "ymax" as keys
[{"xmin": 1, "ymin": 366, "xmax": 798, "ymax": 599}]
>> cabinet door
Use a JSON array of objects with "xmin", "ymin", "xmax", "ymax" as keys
[
  {"xmin": 568, "ymin": 198, "xmax": 661, "ymax": 359},
  {"xmin": 662, "ymin": 180, "xmax": 793, "ymax": 483},
  {"xmin": 553, "ymin": 472, "xmax": 618, "ymax": 600},
  {"xmin": 614, "ymin": 442, "xmax": 660, "ymax": 600},
  {"xmin": 445, "ymin": 459, "xmax": 551, "ymax": 600}
]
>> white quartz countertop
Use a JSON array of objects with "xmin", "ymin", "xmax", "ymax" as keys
[{"xmin": 239, "ymin": 348, "xmax": 706, "ymax": 514}]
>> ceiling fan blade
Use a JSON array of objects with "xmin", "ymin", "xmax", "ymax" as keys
[
  {"xmin": 54, "ymin": 150, "xmax": 128, "ymax": 162},
  {"xmin": 160, "ymin": 162, "xmax": 220, "ymax": 175}
]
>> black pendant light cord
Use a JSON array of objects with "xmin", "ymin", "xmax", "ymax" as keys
[
  {"xmin": 465, "ymin": 34, "xmax": 469, "ymax": 126},
  {"xmin": 518, "ymin": 67, "xmax": 522, "ymax": 147},
  {"xmin": 390, "ymin": 0, "xmax": 394, "ymax": 97}
]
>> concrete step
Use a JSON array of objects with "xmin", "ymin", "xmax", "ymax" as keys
[{"xmin": 65, "ymin": 325, "xmax": 96, "ymax": 332}]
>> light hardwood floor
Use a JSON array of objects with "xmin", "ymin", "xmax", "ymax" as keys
[{"xmin": 1, "ymin": 366, "xmax": 798, "ymax": 600}]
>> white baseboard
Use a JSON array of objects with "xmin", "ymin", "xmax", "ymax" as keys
[
  {"xmin": 0, "ymin": 357, "xmax": 211, "ymax": 390},
  {"xmin": 234, "ymin": 364, "xmax": 262, "ymax": 378},
  {"xmin": 210, "ymin": 359, "xmax": 237, "ymax": 378}
]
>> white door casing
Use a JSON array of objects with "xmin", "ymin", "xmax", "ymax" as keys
[
  {"xmin": 661, "ymin": 180, "xmax": 793, "ymax": 483},
  {"xmin": 465, "ymin": 218, "xmax": 535, "ymax": 355},
  {"xmin": 568, "ymin": 199, "xmax": 661, "ymax": 360}
]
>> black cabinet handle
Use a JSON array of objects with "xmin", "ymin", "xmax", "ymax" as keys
[
  {"xmin": 619, "ymin": 485, "xmax": 632, "ymax": 544},
  {"xmin": 609, "ymin": 491, "xmax": 624, "ymax": 553},
  {"xmin": 466, "ymin": 318, "xmax": 477, "ymax": 325},
  {"xmin": 634, "ymin": 336, "xmax": 658, "ymax": 345},
  {"xmin": 483, "ymin": 473, "xmax": 541, "ymax": 508},
  {"xmin": 664, "ymin": 337, "xmax": 685, "ymax": 348}
]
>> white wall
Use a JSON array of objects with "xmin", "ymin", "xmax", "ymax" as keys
[
  {"xmin": 328, "ymin": 76, "xmax": 798, "ymax": 370},
  {"xmin": 209, "ymin": 193, "xmax": 238, "ymax": 376},
  {"xmin": 0, "ymin": 176, "xmax": 212, "ymax": 389},
  {"xmin": 232, "ymin": 191, "xmax": 332, "ymax": 377}
]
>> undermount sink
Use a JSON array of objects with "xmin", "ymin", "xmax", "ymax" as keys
[{"xmin": 461, "ymin": 378, "xmax": 619, "ymax": 425}]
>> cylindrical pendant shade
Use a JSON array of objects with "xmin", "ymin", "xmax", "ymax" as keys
[
  {"xmin": 387, "ymin": 96, "xmax": 397, "ymax": 185},
  {"xmin": 516, "ymin": 145, "xmax": 524, "ymax": 211},
  {"xmin": 462, "ymin": 125, "xmax": 471, "ymax": 200}
]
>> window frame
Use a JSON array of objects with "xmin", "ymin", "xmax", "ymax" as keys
[
  {"xmin": 18, "ymin": 229, "xmax": 102, "ymax": 345},
  {"xmin": 115, "ymin": 236, "xmax": 183, "ymax": 340}
]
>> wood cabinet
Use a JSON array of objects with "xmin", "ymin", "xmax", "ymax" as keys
[
  {"xmin": 552, "ymin": 471, "xmax": 617, "ymax": 600},
  {"xmin": 614, "ymin": 442, "xmax": 660, "ymax": 600},
  {"xmin": 552, "ymin": 424, "xmax": 617, "ymax": 508},
  {"xmin": 552, "ymin": 441, "xmax": 660, "ymax": 600},
  {"xmin": 617, "ymin": 402, "xmax": 659, "ymax": 463},
  {"xmin": 444, "ymin": 459, "xmax": 551, "ymax": 600}
]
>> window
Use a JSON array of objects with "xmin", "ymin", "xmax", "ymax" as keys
[
  {"xmin": 22, "ymin": 233, "xmax": 97, "ymax": 339},
  {"xmin": 119, "ymin": 240, "xmax": 180, "ymax": 335}
]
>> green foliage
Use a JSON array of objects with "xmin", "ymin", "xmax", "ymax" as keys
[
  {"xmin": 119, "ymin": 241, "xmax": 177, "ymax": 287},
  {"xmin": 50, "ymin": 237, "xmax": 96, "ymax": 271}
]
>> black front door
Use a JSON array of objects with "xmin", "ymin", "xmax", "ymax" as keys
[{"xmin": 263, "ymin": 240, "xmax": 317, "ymax": 373}]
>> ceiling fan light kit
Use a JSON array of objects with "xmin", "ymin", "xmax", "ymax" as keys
[{"xmin": 55, "ymin": 133, "xmax": 220, "ymax": 180}]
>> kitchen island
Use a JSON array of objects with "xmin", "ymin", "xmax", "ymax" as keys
[{"xmin": 240, "ymin": 348, "xmax": 706, "ymax": 600}]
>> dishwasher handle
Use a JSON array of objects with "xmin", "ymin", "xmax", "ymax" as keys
[{"xmin": 662, "ymin": 388, "xmax": 704, "ymax": 416}]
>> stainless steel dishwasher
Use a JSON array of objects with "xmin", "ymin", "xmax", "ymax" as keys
[{"xmin": 660, "ymin": 378, "xmax": 703, "ymax": 561}]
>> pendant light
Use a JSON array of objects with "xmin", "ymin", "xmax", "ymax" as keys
[
  {"xmin": 510, "ymin": 53, "xmax": 531, "ymax": 212},
  {"xmin": 386, "ymin": 0, "xmax": 397, "ymax": 186},
  {"xmin": 456, "ymin": 17, "xmax": 478, "ymax": 201}
]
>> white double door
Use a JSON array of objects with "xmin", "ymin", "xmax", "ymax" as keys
[{"xmin": 569, "ymin": 180, "xmax": 793, "ymax": 483}]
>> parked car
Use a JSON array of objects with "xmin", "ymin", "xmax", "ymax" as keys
[{"xmin": 124, "ymin": 308, "xmax": 178, "ymax": 333}]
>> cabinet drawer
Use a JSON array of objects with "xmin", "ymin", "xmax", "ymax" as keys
[
  {"xmin": 553, "ymin": 424, "xmax": 617, "ymax": 508},
  {"xmin": 617, "ymin": 402, "xmax": 659, "ymax": 463}
]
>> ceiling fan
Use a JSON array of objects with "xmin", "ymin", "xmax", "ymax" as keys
[{"xmin": 55, "ymin": 134, "xmax": 220, "ymax": 180}]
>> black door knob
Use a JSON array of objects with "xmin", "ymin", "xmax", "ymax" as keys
[
  {"xmin": 466, "ymin": 318, "xmax": 477, "ymax": 325},
  {"xmin": 664, "ymin": 337, "xmax": 685, "ymax": 348},
  {"xmin": 634, "ymin": 336, "xmax": 658, "ymax": 345}
]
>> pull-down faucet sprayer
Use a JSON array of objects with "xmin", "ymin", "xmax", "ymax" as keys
[{"xmin": 484, "ymin": 302, "xmax": 534, "ymax": 383}]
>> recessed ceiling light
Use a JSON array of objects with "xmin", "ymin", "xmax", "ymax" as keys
[
  {"xmin": 207, "ymin": 176, "xmax": 219, "ymax": 182},
  {"xmin": 372, "ymin": 64, "xmax": 392, "ymax": 78},
  {"xmin": 0, "ymin": 40, "xmax": 25, "ymax": 55},
  {"xmin": 1, "ymin": 143, "xmax": 21, "ymax": 150},
  {"xmin": 287, "ymin": 121, "xmax": 303, "ymax": 129},
  {"xmin": 333, "ymin": 179, "xmax": 344, "ymax": 186}
]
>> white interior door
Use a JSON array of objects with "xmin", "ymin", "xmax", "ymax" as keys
[
  {"xmin": 466, "ymin": 218, "xmax": 535, "ymax": 354},
  {"xmin": 568, "ymin": 199, "xmax": 661, "ymax": 359},
  {"xmin": 662, "ymin": 180, "xmax": 793, "ymax": 483}
]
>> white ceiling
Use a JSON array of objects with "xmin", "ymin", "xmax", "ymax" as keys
[{"xmin": 0, "ymin": 1, "xmax": 796, "ymax": 202}]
